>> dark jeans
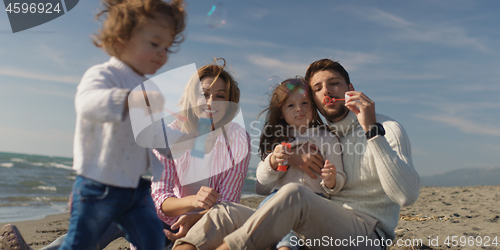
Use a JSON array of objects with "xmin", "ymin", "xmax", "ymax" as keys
[
  {"xmin": 59, "ymin": 176, "xmax": 165, "ymax": 250},
  {"xmin": 41, "ymin": 221, "xmax": 176, "ymax": 250}
]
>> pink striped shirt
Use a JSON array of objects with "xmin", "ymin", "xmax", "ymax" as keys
[{"xmin": 151, "ymin": 121, "xmax": 251, "ymax": 225}]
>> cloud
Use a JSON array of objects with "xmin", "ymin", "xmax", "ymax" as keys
[
  {"xmin": 242, "ymin": 8, "xmax": 271, "ymax": 21},
  {"xmin": 316, "ymin": 50, "xmax": 381, "ymax": 72},
  {"xmin": 367, "ymin": 8, "xmax": 413, "ymax": 28},
  {"xmin": 37, "ymin": 44, "xmax": 66, "ymax": 67},
  {"xmin": 0, "ymin": 67, "xmax": 80, "ymax": 84},
  {"xmin": 365, "ymin": 8, "xmax": 489, "ymax": 52},
  {"xmin": 398, "ymin": 26, "xmax": 489, "ymax": 52},
  {"xmin": 22, "ymin": 86, "xmax": 75, "ymax": 99},
  {"xmin": 245, "ymin": 54, "xmax": 310, "ymax": 78},
  {"xmin": 371, "ymin": 95, "xmax": 416, "ymax": 104},
  {"xmin": 188, "ymin": 34, "xmax": 283, "ymax": 48},
  {"xmin": 420, "ymin": 114, "xmax": 500, "ymax": 137},
  {"xmin": 415, "ymin": 96, "xmax": 500, "ymax": 137}
]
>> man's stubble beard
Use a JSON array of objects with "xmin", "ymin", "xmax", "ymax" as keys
[{"xmin": 324, "ymin": 104, "xmax": 349, "ymax": 123}]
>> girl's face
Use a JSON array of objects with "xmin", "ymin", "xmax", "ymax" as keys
[
  {"xmin": 196, "ymin": 76, "xmax": 229, "ymax": 126},
  {"xmin": 281, "ymin": 89, "xmax": 313, "ymax": 134}
]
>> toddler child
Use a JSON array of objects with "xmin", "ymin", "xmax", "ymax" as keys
[{"xmin": 61, "ymin": 0, "xmax": 186, "ymax": 249}]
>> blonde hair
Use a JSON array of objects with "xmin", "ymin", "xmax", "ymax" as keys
[
  {"xmin": 178, "ymin": 58, "xmax": 240, "ymax": 133},
  {"xmin": 93, "ymin": 0, "xmax": 186, "ymax": 57}
]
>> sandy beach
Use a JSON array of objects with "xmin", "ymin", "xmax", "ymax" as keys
[{"xmin": 2, "ymin": 186, "xmax": 499, "ymax": 249}]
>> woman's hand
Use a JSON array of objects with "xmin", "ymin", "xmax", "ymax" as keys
[
  {"xmin": 164, "ymin": 213, "xmax": 203, "ymax": 241},
  {"xmin": 321, "ymin": 160, "xmax": 337, "ymax": 189},
  {"xmin": 191, "ymin": 186, "xmax": 220, "ymax": 210}
]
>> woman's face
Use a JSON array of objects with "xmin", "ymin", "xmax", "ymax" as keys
[{"xmin": 196, "ymin": 76, "xmax": 229, "ymax": 126}]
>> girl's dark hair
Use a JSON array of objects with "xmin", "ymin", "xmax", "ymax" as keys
[
  {"xmin": 257, "ymin": 78, "xmax": 323, "ymax": 160},
  {"xmin": 305, "ymin": 58, "xmax": 350, "ymax": 86}
]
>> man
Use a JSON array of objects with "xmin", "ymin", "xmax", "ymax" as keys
[{"xmin": 173, "ymin": 59, "xmax": 420, "ymax": 250}]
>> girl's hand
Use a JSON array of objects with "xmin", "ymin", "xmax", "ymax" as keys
[
  {"xmin": 270, "ymin": 143, "xmax": 291, "ymax": 170},
  {"xmin": 321, "ymin": 160, "xmax": 337, "ymax": 189},
  {"xmin": 191, "ymin": 186, "xmax": 220, "ymax": 210}
]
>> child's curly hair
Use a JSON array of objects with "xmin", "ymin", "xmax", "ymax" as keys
[{"xmin": 93, "ymin": 0, "xmax": 186, "ymax": 57}]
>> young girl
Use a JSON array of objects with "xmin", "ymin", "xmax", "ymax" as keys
[
  {"xmin": 256, "ymin": 78, "xmax": 346, "ymax": 250},
  {"xmin": 151, "ymin": 58, "xmax": 251, "ymax": 245}
]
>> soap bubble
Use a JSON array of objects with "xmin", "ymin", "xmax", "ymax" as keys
[
  {"xmin": 206, "ymin": 3, "xmax": 227, "ymax": 28},
  {"xmin": 267, "ymin": 76, "xmax": 282, "ymax": 86}
]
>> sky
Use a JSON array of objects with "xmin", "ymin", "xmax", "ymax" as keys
[{"xmin": 1, "ymin": 0, "xmax": 499, "ymax": 176}]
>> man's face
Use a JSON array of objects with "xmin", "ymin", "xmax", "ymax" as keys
[{"xmin": 309, "ymin": 70, "xmax": 352, "ymax": 122}]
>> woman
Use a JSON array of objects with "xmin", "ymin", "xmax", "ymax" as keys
[{"xmin": 151, "ymin": 58, "xmax": 251, "ymax": 243}]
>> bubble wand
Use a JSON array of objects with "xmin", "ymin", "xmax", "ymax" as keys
[
  {"xmin": 277, "ymin": 142, "xmax": 291, "ymax": 172},
  {"xmin": 323, "ymin": 96, "xmax": 345, "ymax": 105}
]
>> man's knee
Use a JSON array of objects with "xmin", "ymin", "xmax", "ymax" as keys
[
  {"xmin": 210, "ymin": 202, "xmax": 254, "ymax": 226},
  {"xmin": 173, "ymin": 243, "xmax": 197, "ymax": 250},
  {"xmin": 277, "ymin": 183, "xmax": 307, "ymax": 198}
]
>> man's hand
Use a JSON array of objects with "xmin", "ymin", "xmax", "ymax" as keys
[
  {"xmin": 345, "ymin": 91, "xmax": 376, "ymax": 132},
  {"xmin": 288, "ymin": 144, "xmax": 324, "ymax": 179},
  {"xmin": 321, "ymin": 160, "xmax": 337, "ymax": 189},
  {"xmin": 164, "ymin": 213, "xmax": 202, "ymax": 242},
  {"xmin": 190, "ymin": 186, "xmax": 220, "ymax": 210}
]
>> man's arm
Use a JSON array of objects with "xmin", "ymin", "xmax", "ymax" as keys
[
  {"xmin": 345, "ymin": 90, "xmax": 420, "ymax": 206},
  {"xmin": 368, "ymin": 120, "xmax": 420, "ymax": 206}
]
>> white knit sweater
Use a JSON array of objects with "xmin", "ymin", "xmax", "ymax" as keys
[
  {"xmin": 73, "ymin": 57, "xmax": 163, "ymax": 188},
  {"xmin": 327, "ymin": 111, "xmax": 420, "ymax": 239}
]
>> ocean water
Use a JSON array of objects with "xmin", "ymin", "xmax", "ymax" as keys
[{"xmin": 0, "ymin": 151, "xmax": 259, "ymax": 223}]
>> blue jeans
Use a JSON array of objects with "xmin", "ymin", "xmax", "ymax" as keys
[
  {"xmin": 42, "ymin": 221, "xmax": 177, "ymax": 250},
  {"xmin": 258, "ymin": 190, "xmax": 300, "ymax": 250},
  {"xmin": 60, "ymin": 176, "xmax": 165, "ymax": 250}
]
